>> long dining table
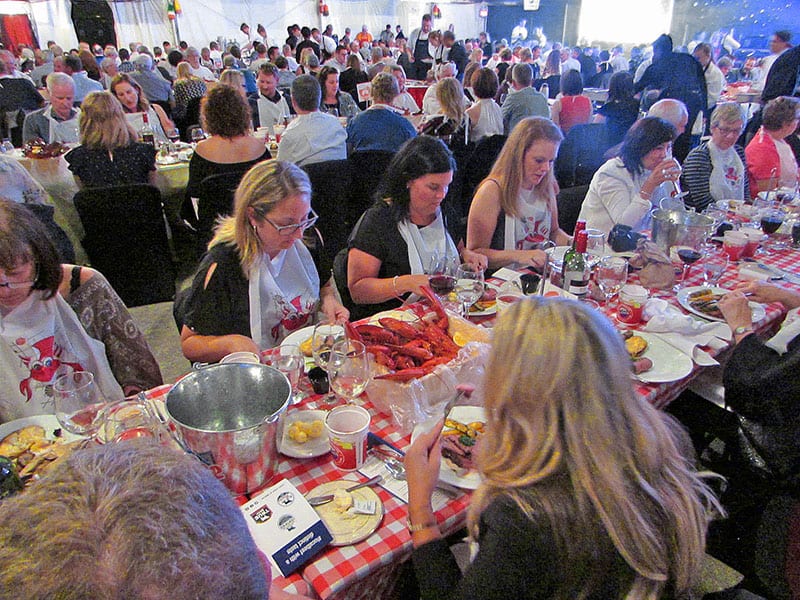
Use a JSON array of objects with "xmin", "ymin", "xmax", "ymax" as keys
[
  {"xmin": 11, "ymin": 149, "xmax": 190, "ymax": 264},
  {"xmin": 137, "ymin": 235, "xmax": 800, "ymax": 600}
]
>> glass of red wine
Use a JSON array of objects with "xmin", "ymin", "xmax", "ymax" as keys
[
  {"xmin": 674, "ymin": 247, "xmax": 703, "ymax": 291},
  {"xmin": 759, "ymin": 209, "xmax": 785, "ymax": 254},
  {"xmin": 426, "ymin": 253, "xmax": 458, "ymax": 299}
]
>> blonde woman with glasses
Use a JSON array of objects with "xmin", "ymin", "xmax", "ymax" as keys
[
  {"xmin": 178, "ymin": 160, "xmax": 348, "ymax": 363},
  {"xmin": 406, "ymin": 298, "xmax": 721, "ymax": 599}
]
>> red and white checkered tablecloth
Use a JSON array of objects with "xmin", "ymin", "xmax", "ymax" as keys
[{"xmin": 143, "ymin": 245, "xmax": 800, "ymax": 599}]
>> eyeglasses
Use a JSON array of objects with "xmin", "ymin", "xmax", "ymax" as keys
[
  {"xmin": 0, "ymin": 266, "xmax": 37, "ymax": 289},
  {"xmin": 261, "ymin": 208, "xmax": 319, "ymax": 236},
  {"xmin": 713, "ymin": 125, "xmax": 742, "ymax": 136}
]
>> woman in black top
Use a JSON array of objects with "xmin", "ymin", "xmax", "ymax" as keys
[
  {"xmin": 594, "ymin": 71, "xmax": 640, "ymax": 146},
  {"xmin": 65, "ymin": 91, "xmax": 156, "ymax": 188}
]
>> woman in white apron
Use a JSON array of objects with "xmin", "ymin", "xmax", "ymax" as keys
[
  {"xmin": 682, "ymin": 102, "xmax": 749, "ymax": 212},
  {"xmin": 110, "ymin": 73, "xmax": 173, "ymax": 144},
  {"xmin": 0, "ymin": 201, "xmax": 128, "ymax": 422},
  {"xmin": 347, "ymin": 136, "xmax": 487, "ymax": 320},
  {"xmin": 467, "ymin": 117, "xmax": 572, "ymax": 270},
  {"xmin": 179, "ymin": 160, "xmax": 348, "ymax": 364}
]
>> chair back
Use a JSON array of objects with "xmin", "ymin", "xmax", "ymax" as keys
[
  {"xmin": 460, "ymin": 134, "xmax": 507, "ymax": 215},
  {"xmin": 557, "ymin": 185, "xmax": 590, "ymax": 235},
  {"xmin": 74, "ymin": 183, "xmax": 176, "ymax": 307},
  {"xmin": 196, "ymin": 171, "xmax": 248, "ymax": 246},
  {"xmin": 348, "ymin": 150, "xmax": 396, "ymax": 219},
  {"xmin": 301, "ymin": 158, "xmax": 352, "ymax": 259},
  {"xmin": 555, "ymin": 123, "xmax": 611, "ymax": 188},
  {"xmin": 178, "ymin": 96, "xmax": 203, "ymax": 141}
]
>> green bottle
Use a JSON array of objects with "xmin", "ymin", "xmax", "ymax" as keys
[
  {"xmin": 562, "ymin": 230, "xmax": 588, "ymax": 297},
  {"xmin": 0, "ymin": 456, "xmax": 23, "ymax": 499}
]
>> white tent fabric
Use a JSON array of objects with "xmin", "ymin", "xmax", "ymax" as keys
[{"xmin": 22, "ymin": 0, "xmax": 482, "ymax": 52}]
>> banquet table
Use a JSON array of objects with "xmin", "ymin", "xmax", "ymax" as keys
[
  {"xmin": 130, "ymin": 236, "xmax": 800, "ymax": 599},
  {"xmin": 12, "ymin": 150, "xmax": 190, "ymax": 264}
]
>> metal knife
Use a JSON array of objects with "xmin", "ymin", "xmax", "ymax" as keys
[
  {"xmin": 743, "ymin": 258, "xmax": 800, "ymax": 285},
  {"xmin": 306, "ymin": 475, "xmax": 382, "ymax": 507}
]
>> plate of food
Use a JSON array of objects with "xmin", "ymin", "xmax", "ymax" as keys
[
  {"xmin": 305, "ymin": 479, "xmax": 383, "ymax": 545},
  {"xmin": 622, "ymin": 331, "xmax": 693, "ymax": 383},
  {"xmin": 0, "ymin": 414, "xmax": 89, "ymax": 490},
  {"xmin": 278, "ymin": 409, "xmax": 330, "ymax": 458},
  {"xmin": 281, "ymin": 325, "xmax": 317, "ymax": 369},
  {"xmin": 677, "ymin": 286, "xmax": 766, "ymax": 324},
  {"xmin": 467, "ymin": 283, "xmax": 499, "ymax": 316},
  {"xmin": 412, "ymin": 406, "xmax": 485, "ymax": 490}
]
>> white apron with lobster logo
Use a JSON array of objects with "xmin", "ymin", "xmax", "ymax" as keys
[{"xmin": 0, "ymin": 290, "xmax": 122, "ymax": 423}]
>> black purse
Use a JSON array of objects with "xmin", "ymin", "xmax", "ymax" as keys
[{"xmin": 607, "ymin": 223, "xmax": 646, "ymax": 252}]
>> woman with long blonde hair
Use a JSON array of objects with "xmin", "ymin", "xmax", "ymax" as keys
[
  {"xmin": 407, "ymin": 298, "xmax": 721, "ymax": 598},
  {"xmin": 178, "ymin": 160, "xmax": 348, "ymax": 363},
  {"xmin": 418, "ymin": 77, "xmax": 467, "ymax": 142},
  {"xmin": 466, "ymin": 116, "xmax": 571, "ymax": 269},
  {"xmin": 64, "ymin": 91, "xmax": 156, "ymax": 187}
]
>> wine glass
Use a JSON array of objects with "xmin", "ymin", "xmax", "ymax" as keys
[
  {"xmin": 264, "ymin": 344, "xmax": 305, "ymax": 405},
  {"xmin": 165, "ymin": 127, "xmax": 180, "ymax": 152},
  {"xmin": 760, "ymin": 208, "xmax": 785, "ymax": 254},
  {"xmin": 700, "ymin": 251, "xmax": 729, "ymax": 287},
  {"xmin": 311, "ymin": 323, "xmax": 345, "ymax": 403},
  {"xmin": 454, "ymin": 263, "xmax": 484, "ymax": 317},
  {"xmin": 52, "ymin": 371, "xmax": 105, "ymax": 438},
  {"xmin": 329, "ymin": 340, "xmax": 370, "ymax": 404},
  {"xmin": 426, "ymin": 253, "xmax": 457, "ymax": 298},
  {"xmin": 674, "ymin": 246, "xmax": 703, "ymax": 291},
  {"xmin": 190, "ymin": 127, "xmax": 206, "ymax": 145},
  {"xmin": 596, "ymin": 256, "xmax": 628, "ymax": 305}
]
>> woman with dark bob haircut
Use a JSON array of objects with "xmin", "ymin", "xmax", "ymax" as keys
[
  {"xmin": 346, "ymin": 136, "xmax": 487, "ymax": 319},
  {"xmin": 593, "ymin": 71, "xmax": 639, "ymax": 146},
  {"xmin": 183, "ymin": 84, "xmax": 271, "ymax": 228},
  {"xmin": 578, "ymin": 116, "xmax": 680, "ymax": 235},
  {"xmin": 465, "ymin": 67, "xmax": 503, "ymax": 142},
  {"xmin": 0, "ymin": 200, "xmax": 162, "ymax": 422},
  {"xmin": 550, "ymin": 69, "xmax": 592, "ymax": 135}
]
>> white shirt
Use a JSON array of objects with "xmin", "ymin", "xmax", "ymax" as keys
[
  {"xmin": 561, "ymin": 57, "xmax": 581, "ymax": 74},
  {"xmin": 393, "ymin": 91, "xmax": 420, "ymax": 114},
  {"xmin": 276, "ymin": 111, "xmax": 347, "ymax": 166},
  {"xmin": 190, "ymin": 64, "xmax": 216, "ymax": 81}
]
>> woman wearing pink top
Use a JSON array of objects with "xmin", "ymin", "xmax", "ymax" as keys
[{"xmin": 745, "ymin": 96, "xmax": 800, "ymax": 198}]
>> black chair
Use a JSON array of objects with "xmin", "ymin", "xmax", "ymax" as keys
[
  {"xmin": 151, "ymin": 99, "xmax": 172, "ymax": 120},
  {"xmin": 348, "ymin": 150, "xmax": 395, "ymax": 219},
  {"xmin": 460, "ymin": 134, "xmax": 507, "ymax": 216},
  {"xmin": 555, "ymin": 123, "xmax": 611, "ymax": 189},
  {"xmin": 73, "ymin": 184, "xmax": 176, "ymax": 307},
  {"xmin": 301, "ymin": 158, "xmax": 352, "ymax": 260},
  {"xmin": 557, "ymin": 185, "xmax": 590, "ymax": 235},
  {"xmin": 178, "ymin": 96, "xmax": 203, "ymax": 142},
  {"xmin": 195, "ymin": 171, "xmax": 248, "ymax": 247}
]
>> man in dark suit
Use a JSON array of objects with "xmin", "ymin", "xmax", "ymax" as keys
[
  {"xmin": 635, "ymin": 34, "xmax": 707, "ymax": 162},
  {"xmin": 761, "ymin": 45, "xmax": 800, "ymax": 103},
  {"xmin": 295, "ymin": 26, "xmax": 320, "ymax": 62},
  {"xmin": 442, "ymin": 31, "xmax": 468, "ymax": 82}
]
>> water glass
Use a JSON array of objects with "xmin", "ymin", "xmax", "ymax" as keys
[
  {"xmin": 700, "ymin": 252, "xmax": 729, "ymax": 287},
  {"xmin": 263, "ymin": 344, "xmax": 305, "ymax": 404},
  {"xmin": 584, "ymin": 229, "xmax": 605, "ymax": 258},
  {"xmin": 596, "ymin": 256, "xmax": 628, "ymax": 304},
  {"xmin": 454, "ymin": 263, "xmax": 484, "ymax": 317},
  {"xmin": 53, "ymin": 371, "xmax": 105, "ymax": 437},
  {"xmin": 103, "ymin": 399, "xmax": 161, "ymax": 443}
]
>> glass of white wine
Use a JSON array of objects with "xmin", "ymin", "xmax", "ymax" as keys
[{"xmin": 329, "ymin": 340, "xmax": 370, "ymax": 404}]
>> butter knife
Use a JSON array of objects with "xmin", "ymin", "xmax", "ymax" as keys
[
  {"xmin": 306, "ymin": 475, "xmax": 382, "ymax": 507},
  {"xmin": 742, "ymin": 258, "xmax": 800, "ymax": 285}
]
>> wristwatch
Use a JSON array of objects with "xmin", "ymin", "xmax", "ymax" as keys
[{"xmin": 733, "ymin": 325, "xmax": 753, "ymax": 336}]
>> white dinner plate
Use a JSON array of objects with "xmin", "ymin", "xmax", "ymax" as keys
[
  {"xmin": 412, "ymin": 406, "xmax": 485, "ymax": 490},
  {"xmin": 676, "ymin": 286, "xmax": 766, "ymax": 324},
  {"xmin": 155, "ymin": 154, "xmax": 180, "ymax": 165},
  {"xmin": 0, "ymin": 414, "xmax": 83, "ymax": 443},
  {"xmin": 278, "ymin": 409, "xmax": 330, "ymax": 459},
  {"xmin": 633, "ymin": 332, "xmax": 694, "ymax": 384},
  {"xmin": 281, "ymin": 325, "xmax": 317, "ymax": 370},
  {"xmin": 466, "ymin": 282, "xmax": 500, "ymax": 317},
  {"xmin": 306, "ymin": 479, "xmax": 383, "ymax": 545}
]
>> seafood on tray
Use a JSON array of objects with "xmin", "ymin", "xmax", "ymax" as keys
[{"xmin": 347, "ymin": 286, "xmax": 463, "ymax": 382}]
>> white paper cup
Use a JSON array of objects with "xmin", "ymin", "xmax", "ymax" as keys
[
  {"xmin": 496, "ymin": 292, "xmax": 524, "ymax": 316},
  {"xmin": 325, "ymin": 405, "xmax": 370, "ymax": 471},
  {"xmin": 220, "ymin": 351, "xmax": 261, "ymax": 365}
]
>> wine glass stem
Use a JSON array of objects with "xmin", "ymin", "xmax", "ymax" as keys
[{"xmin": 680, "ymin": 264, "xmax": 690, "ymax": 287}]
